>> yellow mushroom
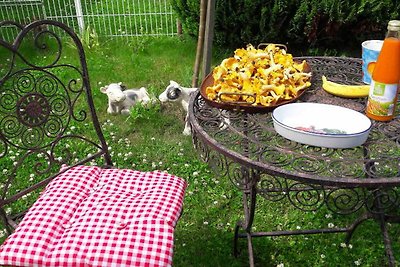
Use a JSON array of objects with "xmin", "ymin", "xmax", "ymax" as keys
[{"xmin": 206, "ymin": 43, "xmax": 312, "ymax": 106}]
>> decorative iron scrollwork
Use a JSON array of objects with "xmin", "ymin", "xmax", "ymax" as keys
[
  {"xmin": 0, "ymin": 70, "xmax": 70, "ymax": 150},
  {"xmin": 365, "ymin": 188, "xmax": 400, "ymax": 215},
  {"xmin": 258, "ymin": 173, "xmax": 286, "ymax": 202},
  {"xmin": 325, "ymin": 188, "xmax": 365, "ymax": 215},
  {"xmin": 17, "ymin": 92, "xmax": 50, "ymax": 127},
  {"xmin": 0, "ymin": 21, "xmax": 112, "ymax": 224},
  {"xmin": 287, "ymin": 182, "xmax": 325, "ymax": 211}
]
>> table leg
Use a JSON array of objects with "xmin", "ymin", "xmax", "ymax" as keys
[
  {"xmin": 345, "ymin": 188, "xmax": 398, "ymax": 266},
  {"xmin": 233, "ymin": 174, "xmax": 257, "ymax": 267},
  {"xmin": 379, "ymin": 213, "xmax": 396, "ymax": 267},
  {"xmin": 235, "ymin": 192, "xmax": 400, "ymax": 266},
  {"xmin": 372, "ymin": 188, "xmax": 398, "ymax": 266},
  {"xmin": 345, "ymin": 212, "xmax": 398, "ymax": 267},
  {"xmin": 344, "ymin": 212, "xmax": 373, "ymax": 244}
]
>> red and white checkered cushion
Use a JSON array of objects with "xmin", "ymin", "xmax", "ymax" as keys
[{"xmin": 0, "ymin": 165, "xmax": 187, "ymax": 267}]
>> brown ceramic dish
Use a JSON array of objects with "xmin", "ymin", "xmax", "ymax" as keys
[{"xmin": 200, "ymin": 61, "xmax": 311, "ymax": 113}]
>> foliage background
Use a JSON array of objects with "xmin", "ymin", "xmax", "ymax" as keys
[{"xmin": 172, "ymin": 0, "xmax": 400, "ymax": 50}]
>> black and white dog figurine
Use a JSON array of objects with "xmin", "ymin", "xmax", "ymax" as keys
[
  {"xmin": 100, "ymin": 82, "xmax": 151, "ymax": 115},
  {"xmin": 158, "ymin": 80, "xmax": 198, "ymax": 135}
]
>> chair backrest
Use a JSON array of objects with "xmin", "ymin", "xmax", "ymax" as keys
[{"xmin": 0, "ymin": 20, "xmax": 112, "ymax": 231}]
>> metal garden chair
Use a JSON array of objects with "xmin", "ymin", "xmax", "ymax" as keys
[{"xmin": 0, "ymin": 20, "xmax": 187, "ymax": 266}]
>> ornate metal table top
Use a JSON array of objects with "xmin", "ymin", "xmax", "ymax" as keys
[{"xmin": 189, "ymin": 57, "xmax": 400, "ymax": 188}]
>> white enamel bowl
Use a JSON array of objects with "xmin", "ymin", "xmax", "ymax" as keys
[{"xmin": 272, "ymin": 103, "xmax": 372, "ymax": 148}]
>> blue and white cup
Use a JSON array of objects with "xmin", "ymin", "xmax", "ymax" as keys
[{"xmin": 361, "ymin": 40, "xmax": 383, "ymax": 84}]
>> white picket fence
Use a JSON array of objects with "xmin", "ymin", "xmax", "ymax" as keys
[{"xmin": 0, "ymin": 0, "xmax": 179, "ymax": 40}]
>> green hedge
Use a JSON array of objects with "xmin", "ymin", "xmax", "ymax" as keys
[{"xmin": 171, "ymin": 0, "xmax": 400, "ymax": 51}]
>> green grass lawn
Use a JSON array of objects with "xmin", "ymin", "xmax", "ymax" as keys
[{"xmin": 0, "ymin": 34, "xmax": 399, "ymax": 266}]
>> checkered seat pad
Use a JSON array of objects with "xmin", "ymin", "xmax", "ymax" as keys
[{"xmin": 0, "ymin": 165, "xmax": 187, "ymax": 267}]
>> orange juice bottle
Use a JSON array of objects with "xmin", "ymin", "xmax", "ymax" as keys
[{"xmin": 366, "ymin": 20, "xmax": 400, "ymax": 121}]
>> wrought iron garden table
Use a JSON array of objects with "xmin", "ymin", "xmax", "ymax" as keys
[{"xmin": 188, "ymin": 57, "xmax": 400, "ymax": 267}]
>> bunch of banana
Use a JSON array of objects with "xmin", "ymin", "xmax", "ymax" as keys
[{"xmin": 321, "ymin": 75, "xmax": 370, "ymax": 98}]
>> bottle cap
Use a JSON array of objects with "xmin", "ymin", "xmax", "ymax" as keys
[{"xmin": 388, "ymin": 20, "xmax": 400, "ymax": 31}]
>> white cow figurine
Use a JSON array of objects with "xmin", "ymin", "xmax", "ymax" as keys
[
  {"xmin": 100, "ymin": 82, "xmax": 151, "ymax": 115},
  {"xmin": 158, "ymin": 80, "xmax": 197, "ymax": 135}
]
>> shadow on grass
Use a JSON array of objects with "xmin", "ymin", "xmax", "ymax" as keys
[{"xmin": 173, "ymin": 223, "xmax": 260, "ymax": 267}]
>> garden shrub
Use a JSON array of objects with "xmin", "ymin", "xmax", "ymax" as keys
[{"xmin": 171, "ymin": 0, "xmax": 400, "ymax": 51}]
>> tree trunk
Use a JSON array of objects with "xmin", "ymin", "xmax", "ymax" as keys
[
  {"xmin": 177, "ymin": 20, "xmax": 182, "ymax": 36},
  {"xmin": 192, "ymin": 0, "xmax": 207, "ymax": 88}
]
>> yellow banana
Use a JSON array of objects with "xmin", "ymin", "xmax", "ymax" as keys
[{"xmin": 321, "ymin": 75, "xmax": 370, "ymax": 98}]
